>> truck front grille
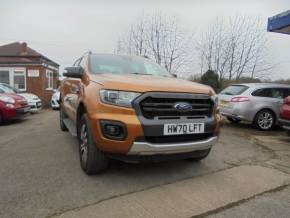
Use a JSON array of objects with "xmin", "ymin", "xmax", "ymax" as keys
[{"xmin": 138, "ymin": 95, "xmax": 214, "ymax": 119}]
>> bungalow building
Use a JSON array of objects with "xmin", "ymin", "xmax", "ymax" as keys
[{"xmin": 0, "ymin": 42, "xmax": 59, "ymax": 107}]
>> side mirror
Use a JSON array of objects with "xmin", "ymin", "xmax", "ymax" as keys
[{"xmin": 63, "ymin": 67, "xmax": 84, "ymax": 79}]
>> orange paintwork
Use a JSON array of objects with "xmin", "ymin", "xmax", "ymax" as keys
[{"xmin": 61, "ymin": 56, "xmax": 221, "ymax": 154}]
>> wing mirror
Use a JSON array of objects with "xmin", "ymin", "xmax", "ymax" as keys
[{"xmin": 63, "ymin": 67, "xmax": 84, "ymax": 79}]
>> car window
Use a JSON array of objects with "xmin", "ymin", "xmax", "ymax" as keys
[
  {"xmin": 89, "ymin": 54, "xmax": 170, "ymax": 77},
  {"xmin": 271, "ymin": 88, "xmax": 284, "ymax": 99},
  {"xmin": 282, "ymin": 88, "xmax": 290, "ymax": 98},
  {"xmin": 252, "ymin": 88, "xmax": 285, "ymax": 99},
  {"xmin": 220, "ymin": 85, "xmax": 249, "ymax": 95},
  {"xmin": 0, "ymin": 88, "xmax": 4, "ymax": 93},
  {"xmin": 252, "ymin": 88, "xmax": 271, "ymax": 97}
]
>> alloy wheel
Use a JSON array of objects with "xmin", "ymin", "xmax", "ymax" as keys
[
  {"xmin": 257, "ymin": 112, "xmax": 273, "ymax": 130},
  {"xmin": 80, "ymin": 123, "xmax": 88, "ymax": 166}
]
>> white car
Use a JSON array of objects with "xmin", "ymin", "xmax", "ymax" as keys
[
  {"xmin": 0, "ymin": 83, "xmax": 42, "ymax": 113},
  {"xmin": 18, "ymin": 93, "xmax": 42, "ymax": 112},
  {"xmin": 51, "ymin": 89, "xmax": 60, "ymax": 110}
]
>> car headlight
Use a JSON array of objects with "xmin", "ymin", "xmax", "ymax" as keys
[
  {"xmin": 0, "ymin": 96, "xmax": 15, "ymax": 104},
  {"xmin": 100, "ymin": 90, "xmax": 141, "ymax": 107}
]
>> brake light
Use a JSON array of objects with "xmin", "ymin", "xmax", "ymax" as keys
[{"xmin": 231, "ymin": 96, "xmax": 249, "ymax": 102}]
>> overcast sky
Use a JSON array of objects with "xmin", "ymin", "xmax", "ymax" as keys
[{"xmin": 0, "ymin": 0, "xmax": 289, "ymax": 79}]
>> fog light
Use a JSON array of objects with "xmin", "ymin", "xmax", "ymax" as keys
[{"xmin": 100, "ymin": 120, "xmax": 127, "ymax": 140}]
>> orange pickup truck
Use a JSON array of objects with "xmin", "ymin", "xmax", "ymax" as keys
[{"xmin": 60, "ymin": 53, "xmax": 221, "ymax": 174}]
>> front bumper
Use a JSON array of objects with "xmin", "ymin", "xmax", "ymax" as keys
[
  {"xmin": 279, "ymin": 118, "xmax": 290, "ymax": 130},
  {"xmin": 128, "ymin": 136, "xmax": 217, "ymax": 155},
  {"xmin": 28, "ymin": 101, "xmax": 42, "ymax": 112}
]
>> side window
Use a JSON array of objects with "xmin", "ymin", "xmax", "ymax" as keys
[
  {"xmin": 282, "ymin": 88, "xmax": 290, "ymax": 98},
  {"xmin": 252, "ymin": 88, "xmax": 271, "ymax": 97},
  {"xmin": 271, "ymin": 88, "xmax": 284, "ymax": 99}
]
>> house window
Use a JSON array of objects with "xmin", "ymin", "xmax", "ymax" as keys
[
  {"xmin": 0, "ymin": 70, "xmax": 10, "ymax": 84},
  {"xmin": 13, "ymin": 71, "xmax": 26, "ymax": 91},
  {"xmin": 46, "ymin": 71, "xmax": 53, "ymax": 90}
]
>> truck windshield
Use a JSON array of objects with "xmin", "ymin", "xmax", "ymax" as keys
[
  {"xmin": 220, "ymin": 85, "xmax": 249, "ymax": 95},
  {"xmin": 89, "ymin": 54, "xmax": 171, "ymax": 77}
]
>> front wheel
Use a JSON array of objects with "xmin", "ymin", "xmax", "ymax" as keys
[
  {"xmin": 0, "ymin": 112, "xmax": 3, "ymax": 125},
  {"xmin": 254, "ymin": 109, "xmax": 275, "ymax": 131},
  {"xmin": 59, "ymin": 105, "xmax": 68, "ymax": 131},
  {"xmin": 78, "ymin": 114, "xmax": 108, "ymax": 175}
]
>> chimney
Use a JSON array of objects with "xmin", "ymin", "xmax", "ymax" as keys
[{"xmin": 21, "ymin": 42, "xmax": 27, "ymax": 54}]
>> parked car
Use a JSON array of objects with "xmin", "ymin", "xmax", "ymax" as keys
[
  {"xmin": 218, "ymin": 83, "xmax": 290, "ymax": 130},
  {"xmin": 0, "ymin": 92, "xmax": 30, "ymax": 124},
  {"xmin": 0, "ymin": 83, "xmax": 42, "ymax": 113},
  {"xmin": 51, "ymin": 88, "xmax": 60, "ymax": 110},
  {"xmin": 279, "ymin": 96, "xmax": 290, "ymax": 136},
  {"xmin": 60, "ymin": 53, "xmax": 221, "ymax": 175}
]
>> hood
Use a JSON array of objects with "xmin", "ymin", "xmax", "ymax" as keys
[
  {"xmin": 90, "ymin": 74, "xmax": 214, "ymax": 95},
  {"xmin": 18, "ymin": 93, "xmax": 39, "ymax": 101},
  {"xmin": 0, "ymin": 93, "xmax": 25, "ymax": 101}
]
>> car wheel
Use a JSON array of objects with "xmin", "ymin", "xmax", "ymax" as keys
[
  {"xmin": 185, "ymin": 149, "xmax": 211, "ymax": 161},
  {"xmin": 78, "ymin": 114, "xmax": 108, "ymax": 175},
  {"xmin": 0, "ymin": 112, "xmax": 3, "ymax": 125},
  {"xmin": 254, "ymin": 109, "xmax": 275, "ymax": 131},
  {"xmin": 59, "ymin": 105, "xmax": 68, "ymax": 131},
  {"xmin": 227, "ymin": 117, "xmax": 241, "ymax": 124}
]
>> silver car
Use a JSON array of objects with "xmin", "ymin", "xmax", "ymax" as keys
[{"xmin": 218, "ymin": 83, "xmax": 290, "ymax": 130}]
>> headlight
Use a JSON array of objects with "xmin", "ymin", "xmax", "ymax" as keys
[
  {"xmin": 100, "ymin": 90, "xmax": 141, "ymax": 107},
  {"xmin": 0, "ymin": 96, "xmax": 15, "ymax": 104}
]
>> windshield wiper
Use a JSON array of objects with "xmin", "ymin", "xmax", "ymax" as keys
[{"xmin": 131, "ymin": 72, "xmax": 152, "ymax": 76}]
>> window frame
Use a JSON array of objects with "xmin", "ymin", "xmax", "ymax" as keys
[
  {"xmin": 13, "ymin": 70, "xmax": 26, "ymax": 91},
  {"xmin": 0, "ymin": 67, "xmax": 26, "ymax": 92},
  {"xmin": 46, "ymin": 70, "xmax": 54, "ymax": 90}
]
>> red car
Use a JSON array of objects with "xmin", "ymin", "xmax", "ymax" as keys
[
  {"xmin": 279, "ymin": 96, "xmax": 290, "ymax": 136},
  {"xmin": 0, "ymin": 93, "xmax": 30, "ymax": 124}
]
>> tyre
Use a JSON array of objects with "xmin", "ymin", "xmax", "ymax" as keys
[
  {"xmin": 0, "ymin": 112, "xmax": 3, "ymax": 125},
  {"xmin": 254, "ymin": 109, "xmax": 275, "ymax": 131},
  {"xmin": 78, "ymin": 114, "xmax": 108, "ymax": 175},
  {"xmin": 59, "ymin": 105, "xmax": 68, "ymax": 131},
  {"xmin": 227, "ymin": 117, "xmax": 241, "ymax": 124},
  {"xmin": 185, "ymin": 149, "xmax": 211, "ymax": 162}
]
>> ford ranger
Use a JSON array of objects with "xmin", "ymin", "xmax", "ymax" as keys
[{"xmin": 60, "ymin": 53, "xmax": 222, "ymax": 174}]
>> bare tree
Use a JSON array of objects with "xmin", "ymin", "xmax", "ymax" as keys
[
  {"xmin": 117, "ymin": 12, "xmax": 193, "ymax": 73},
  {"xmin": 197, "ymin": 16, "xmax": 273, "ymax": 81}
]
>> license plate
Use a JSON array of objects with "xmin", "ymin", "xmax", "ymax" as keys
[
  {"xmin": 219, "ymin": 100, "xmax": 230, "ymax": 108},
  {"xmin": 164, "ymin": 123, "xmax": 205, "ymax": 135}
]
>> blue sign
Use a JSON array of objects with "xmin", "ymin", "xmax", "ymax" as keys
[{"xmin": 268, "ymin": 10, "xmax": 290, "ymax": 35}]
